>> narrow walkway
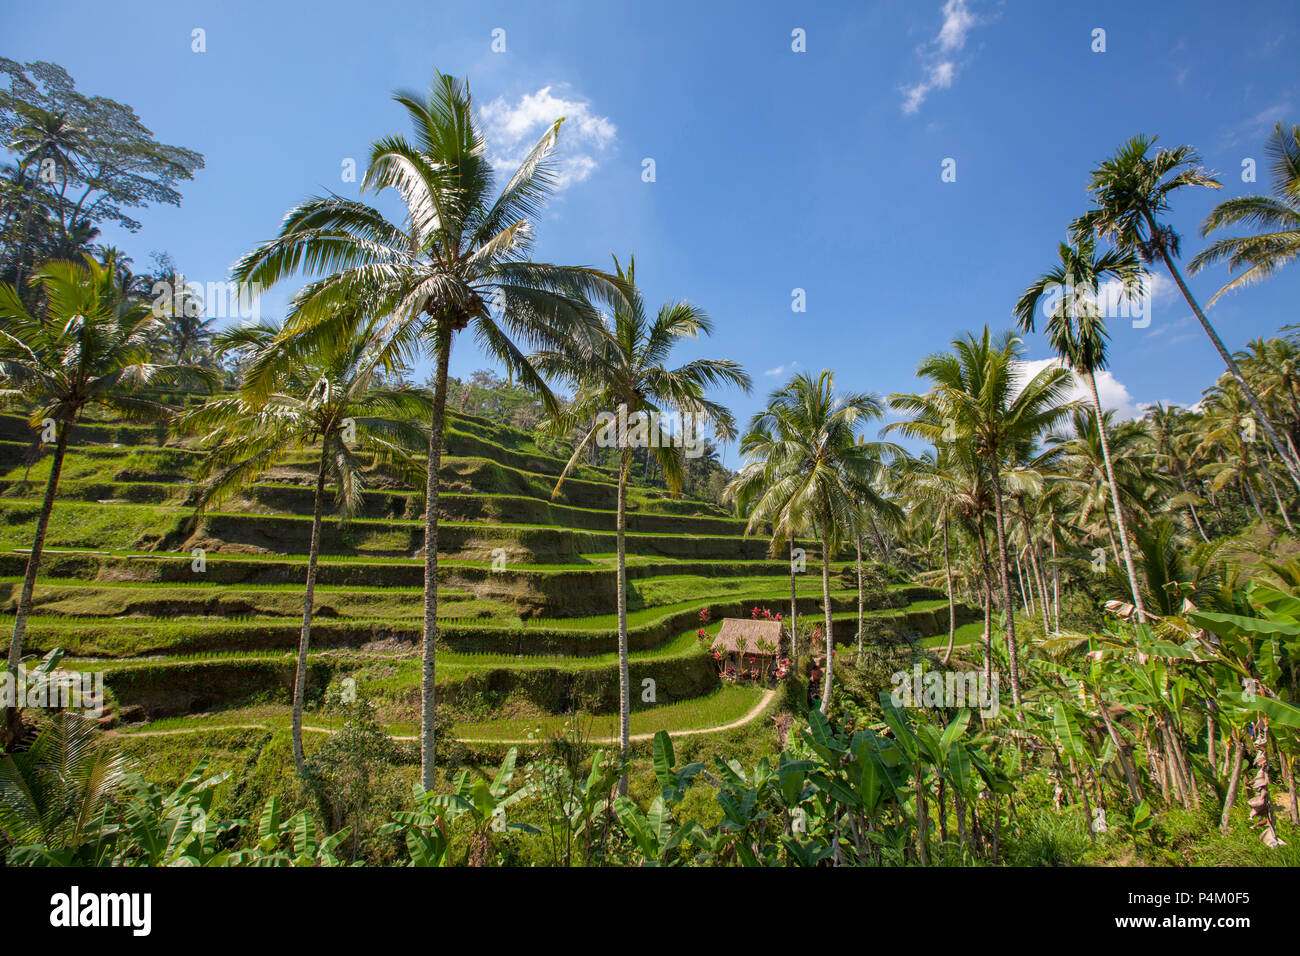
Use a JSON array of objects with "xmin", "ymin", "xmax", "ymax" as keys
[{"xmin": 110, "ymin": 689, "xmax": 779, "ymax": 745}]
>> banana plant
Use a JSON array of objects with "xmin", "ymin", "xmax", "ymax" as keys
[
  {"xmin": 526, "ymin": 746, "xmax": 623, "ymax": 866},
  {"xmin": 224, "ymin": 797, "xmax": 350, "ymax": 867},
  {"xmin": 111, "ymin": 758, "xmax": 240, "ymax": 867},
  {"xmin": 612, "ymin": 793, "xmax": 706, "ymax": 866},
  {"xmin": 381, "ymin": 784, "xmax": 451, "ymax": 867},
  {"xmin": 651, "ymin": 730, "xmax": 705, "ymax": 804},
  {"xmin": 613, "ymin": 734, "xmax": 708, "ymax": 866},
  {"xmin": 429, "ymin": 747, "xmax": 539, "ymax": 863}
]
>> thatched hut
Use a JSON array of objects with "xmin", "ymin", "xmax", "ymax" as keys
[{"xmin": 711, "ymin": 618, "xmax": 783, "ymax": 666}]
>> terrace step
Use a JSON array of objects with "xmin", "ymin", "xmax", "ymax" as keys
[
  {"xmin": 0, "ymin": 499, "xmax": 785, "ymax": 562},
  {"xmin": 0, "ymin": 478, "xmax": 744, "ymax": 534}
]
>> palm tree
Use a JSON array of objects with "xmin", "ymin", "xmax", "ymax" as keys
[
  {"xmin": 0, "ymin": 713, "xmax": 127, "ymax": 859},
  {"xmin": 895, "ymin": 449, "xmax": 975, "ymax": 662},
  {"xmin": 0, "ymin": 255, "xmax": 213, "ymax": 744},
  {"xmin": 889, "ymin": 329, "xmax": 1073, "ymax": 706},
  {"xmin": 151, "ymin": 270, "xmax": 217, "ymax": 365},
  {"xmin": 230, "ymin": 70, "xmax": 626, "ymax": 789},
  {"xmin": 1045, "ymin": 408, "xmax": 1158, "ymax": 544},
  {"xmin": 177, "ymin": 315, "xmax": 431, "ymax": 774},
  {"xmin": 1015, "ymin": 237, "xmax": 1149, "ymax": 620},
  {"xmin": 538, "ymin": 255, "xmax": 748, "ymax": 790},
  {"xmin": 1191, "ymin": 122, "xmax": 1300, "ymax": 304},
  {"xmin": 726, "ymin": 417, "xmax": 812, "ymax": 658},
  {"xmin": 5, "ymin": 106, "xmax": 86, "ymax": 288},
  {"xmin": 1146, "ymin": 402, "xmax": 1211, "ymax": 542},
  {"xmin": 1073, "ymin": 134, "xmax": 1300, "ymax": 493},
  {"xmin": 729, "ymin": 371, "xmax": 896, "ymax": 714},
  {"xmin": 1236, "ymin": 336, "xmax": 1300, "ymax": 453},
  {"xmin": 1196, "ymin": 379, "xmax": 1295, "ymax": 534}
]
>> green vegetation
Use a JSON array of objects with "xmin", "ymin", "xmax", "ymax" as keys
[{"xmin": 0, "ymin": 64, "xmax": 1295, "ymax": 871}]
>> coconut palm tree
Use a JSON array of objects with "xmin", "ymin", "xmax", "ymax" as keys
[
  {"xmin": 1015, "ymin": 237, "xmax": 1150, "ymax": 621},
  {"xmin": 1196, "ymin": 379, "xmax": 1295, "ymax": 534},
  {"xmin": 0, "ymin": 255, "xmax": 214, "ymax": 744},
  {"xmin": 1072, "ymin": 134, "xmax": 1300, "ymax": 493},
  {"xmin": 1146, "ymin": 402, "xmax": 1211, "ymax": 542},
  {"xmin": 725, "ymin": 416, "xmax": 813, "ymax": 658},
  {"xmin": 1191, "ymin": 122, "xmax": 1300, "ymax": 304},
  {"xmin": 894, "ymin": 448, "xmax": 977, "ymax": 663},
  {"xmin": 230, "ymin": 70, "xmax": 626, "ymax": 788},
  {"xmin": 536, "ymin": 255, "xmax": 748, "ymax": 790},
  {"xmin": 889, "ymin": 329, "xmax": 1073, "ymax": 706},
  {"xmin": 1236, "ymin": 336, "xmax": 1300, "ymax": 453},
  {"xmin": 729, "ymin": 371, "xmax": 897, "ymax": 714},
  {"xmin": 5, "ymin": 106, "xmax": 86, "ymax": 288},
  {"xmin": 177, "ymin": 315, "xmax": 431, "ymax": 774},
  {"xmin": 0, "ymin": 713, "xmax": 127, "ymax": 858},
  {"xmin": 1045, "ymin": 408, "xmax": 1158, "ymax": 538}
]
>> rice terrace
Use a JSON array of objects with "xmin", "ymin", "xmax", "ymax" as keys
[{"xmin": 1, "ymin": 0, "xmax": 1298, "ymax": 928}]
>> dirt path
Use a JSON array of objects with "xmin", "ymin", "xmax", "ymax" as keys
[{"xmin": 111, "ymin": 689, "xmax": 779, "ymax": 745}]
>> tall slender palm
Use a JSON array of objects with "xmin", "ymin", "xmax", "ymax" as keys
[
  {"xmin": 1015, "ymin": 237, "xmax": 1149, "ymax": 620},
  {"xmin": 729, "ymin": 371, "xmax": 896, "ymax": 714},
  {"xmin": 177, "ymin": 316, "xmax": 431, "ymax": 774},
  {"xmin": 1073, "ymin": 134, "xmax": 1300, "ymax": 492},
  {"xmin": 1236, "ymin": 336, "xmax": 1300, "ymax": 453},
  {"xmin": 889, "ymin": 329, "xmax": 1073, "ymax": 706},
  {"xmin": 1196, "ymin": 380, "xmax": 1295, "ymax": 534},
  {"xmin": 0, "ymin": 255, "xmax": 213, "ymax": 744},
  {"xmin": 1191, "ymin": 122, "xmax": 1300, "ymax": 304},
  {"xmin": 725, "ymin": 417, "xmax": 812, "ymax": 658},
  {"xmin": 537, "ymin": 256, "xmax": 748, "ymax": 790},
  {"xmin": 895, "ymin": 448, "xmax": 978, "ymax": 663},
  {"xmin": 230, "ymin": 70, "xmax": 626, "ymax": 788},
  {"xmin": 1146, "ymin": 402, "xmax": 1210, "ymax": 542},
  {"xmin": 6, "ymin": 106, "xmax": 86, "ymax": 288}
]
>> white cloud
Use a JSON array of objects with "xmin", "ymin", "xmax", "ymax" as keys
[
  {"xmin": 478, "ymin": 85, "xmax": 616, "ymax": 189},
  {"xmin": 1014, "ymin": 358, "xmax": 1144, "ymax": 421},
  {"xmin": 1222, "ymin": 101, "xmax": 1292, "ymax": 148},
  {"xmin": 901, "ymin": 0, "xmax": 983, "ymax": 115},
  {"xmin": 764, "ymin": 361, "xmax": 798, "ymax": 377}
]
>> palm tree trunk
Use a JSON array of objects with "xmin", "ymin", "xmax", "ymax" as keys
[
  {"xmin": 1220, "ymin": 734, "xmax": 1245, "ymax": 834},
  {"xmin": 1101, "ymin": 511, "xmax": 1122, "ymax": 574},
  {"xmin": 3, "ymin": 420, "xmax": 69, "ymax": 745},
  {"xmin": 616, "ymin": 446, "xmax": 632, "ymax": 795},
  {"xmin": 942, "ymin": 516, "xmax": 956, "ymax": 664},
  {"xmin": 1251, "ymin": 444, "xmax": 1296, "ymax": 533},
  {"xmin": 1178, "ymin": 472, "xmax": 1211, "ymax": 543},
  {"xmin": 1088, "ymin": 372, "xmax": 1147, "ymax": 622},
  {"xmin": 1242, "ymin": 474, "xmax": 1265, "ymax": 523},
  {"xmin": 789, "ymin": 538, "xmax": 798, "ymax": 660},
  {"xmin": 292, "ymin": 451, "xmax": 328, "ymax": 775},
  {"xmin": 819, "ymin": 534, "xmax": 834, "ymax": 715},
  {"xmin": 1050, "ymin": 535, "xmax": 1061, "ymax": 634},
  {"xmin": 13, "ymin": 153, "xmax": 45, "ymax": 290},
  {"xmin": 990, "ymin": 468, "xmax": 1022, "ymax": 708},
  {"xmin": 1153, "ymin": 235, "xmax": 1300, "ymax": 493},
  {"xmin": 1015, "ymin": 551, "xmax": 1031, "ymax": 615},
  {"xmin": 977, "ymin": 521, "xmax": 994, "ymax": 687},
  {"xmin": 1030, "ymin": 540, "xmax": 1051, "ymax": 636},
  {"xmin": 855, "ymin": 534, "xmax": 864, "ymax": 663},
  {"xmin": 420, "ymin": 330, "xmax": 452, "ymax": 790}
]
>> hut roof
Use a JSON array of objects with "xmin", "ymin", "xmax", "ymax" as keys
[{"xmin": 711, "ymin": 618, "xmax": 783, "ymax": 656}]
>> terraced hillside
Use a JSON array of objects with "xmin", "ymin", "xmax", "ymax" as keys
[{"xmin": 0, "ymin": 402, "xmax": 977, "ymax": 744}]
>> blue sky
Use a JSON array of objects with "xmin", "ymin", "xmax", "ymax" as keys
[{"xmin": 9, "ymin": 0, "xmax": 1298, "ymax": 464}]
